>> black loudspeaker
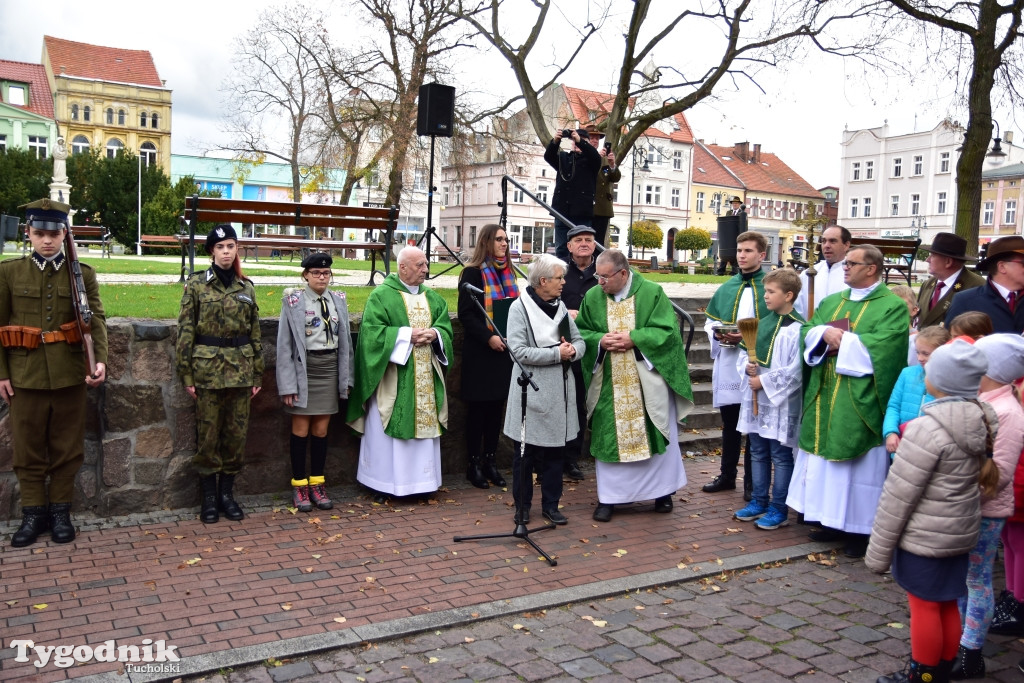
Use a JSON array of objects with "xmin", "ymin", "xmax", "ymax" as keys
[
  {"xmin": 716, "ymin": 214, "xmax": 742, "ymax": 263},
  {"xmin": 417, "ymin": 83, "xmax": 455, "ymax": 137}
]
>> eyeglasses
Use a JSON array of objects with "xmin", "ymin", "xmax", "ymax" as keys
[
  {"xmin": 596, "ymin": 269, "xmax": 624, "ymax": 283},
  {"xmin": 842, "ymin": 260, "xmax": 868, "ymax": 269},
  {"xmin": 542, "ymin": 275, "xmax": 565, "ymax": 281},
  {"xmin": 308, "ymin": 270, "xmax": 332, "ymax": 278},
  {"xmin": 493, "ymin": 236, "xmax": 509, "ymax": 243}
]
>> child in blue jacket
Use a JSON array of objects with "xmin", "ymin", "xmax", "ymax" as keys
[{"xmin": 884, "ymin": 325, "xmax": 951, "ymax": 457}]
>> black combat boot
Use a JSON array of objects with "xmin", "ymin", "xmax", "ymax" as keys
[
  {"xmin": 200, "ymin": 475, "xmax": 219, "ymax": 523},
  {"xmin": 877, "ymin": 658, "xmax": 945, "ymax": 683},
  {"xmin": 466, "ymin": 453, "xmax": 489, "ymax": 489},
  {"xmin": 481, "ymin": 452, "xmax": 506, "ymax": 487},
  {"xmin": 949, "ymin": 645, "xmax": 984, "ymax": 680},
  {"xmin": 218, "ymin": 474, "xmax": 244, "ymax": 521},
  {"xmin": 11, "ymin": 506, "xmax": 49, "ymax": 547},
  {"xmin": 48, "ymin": 503, "xmax": 75, "ymax": 544}
]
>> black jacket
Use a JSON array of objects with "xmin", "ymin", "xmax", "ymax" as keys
[
  {"xmin": 945, "ymin": 279, "xmax": 1024, "ymax": 333},
  {"xmin": 561, "ymin": 258, "xmax": 598, "ymax": 311},
  {"xmin": 457, "ymin": 266, "xmax": 515, "ymax": 402},
  {"xmin": 544, "ymin": 138, "xmax": 602, "ymax": 219}
]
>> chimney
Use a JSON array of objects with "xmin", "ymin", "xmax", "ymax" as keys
[
  {"xmin": 752, "ymin": 144, "xmax": 761, "ymax": 164},
  {"xmin": 733, "ymin": 141, "xmax": 749, "ymax": 162}
]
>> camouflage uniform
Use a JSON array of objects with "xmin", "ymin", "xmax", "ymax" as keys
[
  {"xmin": 175, "ymin": 268, "xmax": 263, "ymax": 475},
  {"xmin": 0, "ymin": 253, "xmax": 107, "ymax": 505}
]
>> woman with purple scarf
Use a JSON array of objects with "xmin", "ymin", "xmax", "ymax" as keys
[{"xmin": 458, "ymin": 223, "xmax": 520, "ymax": 488}]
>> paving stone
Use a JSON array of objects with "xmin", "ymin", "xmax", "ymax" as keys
[
  {"xmin": 760, "ymin": 652, "xmax": 816, "ymax": 677},
  {"xmin": 634, "ymin": 642, "xmax": 680, "ymax": 664},
  {"xmin": 777, "ymin": 638, "xmax": 830, "ymax": 659},
  {"xmin": 560, "ymin": 656, "xmax": 613, "ymax": 678},
  {"xmin": 762, "ymin": 612, "xmax": 807, "ymax": 630},
  {"xmin": 723, "ymin": 638, "xmax": 774, "ymax": 659},
  {"xmin": 268, "ymin": 661, "xmax": 315, "ymax": 682},
  {"xmin": 612, "ymin": 657, "xmax": 663, "ymax": 679},
  {"xmin": 511, "ymin": 658, "xmax": 563, "ymax": 681},
  {"xmin": 662, "ymin": 657, "xmax": 719, "ymax": 681},
  {"xmin": 653, "ymin": 625, "xmax": 699, "ymax": 647},
  {"xmin": 591, "ymin": 643, "xmax": 635, "ymax": 664},
  {"xmin": 609, "ymin": 626, "xmax": 654, "ymax": 647}
]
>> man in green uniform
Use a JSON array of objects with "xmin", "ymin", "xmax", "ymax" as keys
[
  {"xmin": 575, "ymin": 249, "xmax": 694, "ymax": 523},
  {"xmin": 1, "ymin": 199, "xmax": 107, "ymax": 547},
  {"xmin": 346, "ymin": 246, "xmax": 453, "ymax": 500}
]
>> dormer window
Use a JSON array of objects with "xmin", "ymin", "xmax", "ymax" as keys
[{"xmin": 7, "ymin": 85, "xmax": 26, "ymax": 106}]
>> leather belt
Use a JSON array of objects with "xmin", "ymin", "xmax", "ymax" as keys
[
  {"xmin": 195, "ymin": 334, "xmax": 251, "ymax": 348},
  {"xmin": 307, "ymin": 348, "xmax": 336, "ymax": 356},
  {"xmin": 0, "ymin": 323, "xmax": 82, "ymax": 349}
]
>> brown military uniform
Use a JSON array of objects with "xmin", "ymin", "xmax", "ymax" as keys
[{"xmin": 0, "ymin": 253, "xmax": 108, "ymax": 505}]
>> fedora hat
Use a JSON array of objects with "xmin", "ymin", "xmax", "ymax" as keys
[
  {"xmin": 729, "ymin": 196, "xmax": 743, "ymax": 204},
  {"xmin": 583, "ymin": 124, "xmax": 604, "ymax": 139},
  {"xmin": 921, "ymin": 232, "xmax": 975, "ymax": 262},
  {"xmin": 976, "ymin": 235, "xmax": 1024, "ymax": 271}
]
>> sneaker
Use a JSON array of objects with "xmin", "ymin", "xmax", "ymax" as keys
[
  {"xmin": 308, "ymin": 483, "xmax": 333, "ymax": 510},
  {"xmin": 292, "ymin": 485, "xmax": 313, "ymax": 513},
  {"xmin": 734, "ymin": 501, "xmax": 768, "ymax": 521},
  {"xmin": 755, "ymin": 509, "xmax": 789, "ymax": 530}
]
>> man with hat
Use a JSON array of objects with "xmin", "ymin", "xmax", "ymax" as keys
[
  {"xmin": 585, "ymin": 125, "xmax": 621, "ymax": 248},
  {"xmin": 561, "ymin": 223, "xmax": 599, "ymax": 480},
  {"xmin": 945, "ymin": 235, "xmax": 1024, "ymax": 333},
  {"xmin": 1, "ymin": 199, "xmax": 108, "ymax": 547},
  {"xmin": 544, "ymin": 126, "xmax": 602, "ymax": 262},
  {"xmin": 915, "ymin": 232, "xmax": 985, "ymax": 328}
]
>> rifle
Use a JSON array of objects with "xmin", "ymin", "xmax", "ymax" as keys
[{"xmin": 63, "ymin": 226, "xmax": 98, "ymax": 378}]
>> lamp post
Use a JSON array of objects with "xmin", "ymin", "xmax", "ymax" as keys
[
  {"xmin": 628, "ymin": 148, "xmax": 651, "ymax": 259},
  {"xmin": 988, "ymin": 120, "xmax": 1007, "ymax": 164},
  {"xmin": 910, "ymin": 215, "xmax": 927, "ymax": 238}
]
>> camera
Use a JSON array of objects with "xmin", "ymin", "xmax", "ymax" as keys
[{"xmin": 562, "ymin": 129, "xmax": 573, "ymax": 139}]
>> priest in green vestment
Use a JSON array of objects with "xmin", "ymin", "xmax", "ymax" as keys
[
  {"xmin": 575, "ymin": 249, "xmax": 694, "ymax": 523},
  {"xmin": 788, "ymin": 245, "xmax": 909, "ymax": 558},
  {"xmin": 346, "ymin": 247, "xmax": 454, "ymax": 499}
]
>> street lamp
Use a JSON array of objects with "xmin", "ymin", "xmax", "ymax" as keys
[
  {"xmin": 988, "ymin": 120, "xmax": 1007, "ymax": 163},
  {"xmin": 628, "ymin": 148, "xmax": 651, "ymax": 259},
  {"xmin": 910, "ymin": 215, "xmax": 927, "ymax": 237}
]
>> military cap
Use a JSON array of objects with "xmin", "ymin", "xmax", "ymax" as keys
[
  {"xmin": 20, "ymin": 198, "xmax": 71, "ymax": 231},
  {"xmin": 300, "ymin": 252, "xmax": 333, "ymax": 270},
  {"xmin": 205, "ymin": 224, "xmax": 238, "ymax": 253}
]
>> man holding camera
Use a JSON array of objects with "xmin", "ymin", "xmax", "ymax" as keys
[
  {"xmin": 586, "ymin": 125, "xmax": 621, "ymax": 248},
  {"xmin": 544, "ymin": 127, "xmax": 602, "ymax": 262}
]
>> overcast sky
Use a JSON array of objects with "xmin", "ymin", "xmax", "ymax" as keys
[{"xmin": 1, "ymin": 0, "xmax": 1017, "ymax": 190}]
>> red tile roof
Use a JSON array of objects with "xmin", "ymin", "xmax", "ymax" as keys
[
  {"xmin": 44, "ymin": 36, "xmax": 162, "ymax": 87},
  {"xmin": 0, "ymin": 60, "xmax": 54, "ymax": 118},
  {"xmin": 692, "ymin": 142, "xmax": 743, "ymax": 190},
  {"xmin": 704, "ymin": 143, "xmax": 821, "ymax": 199},
  {"xmin": 561, "ymin": 85, "xmax": 694, "ymax": 144}
]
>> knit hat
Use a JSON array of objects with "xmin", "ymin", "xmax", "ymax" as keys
[
  {"xmin": 974, "ymin": 334, "xmax": 1024, "ymax": 385},
  {"xmin": 925, "ymin": 338, "xmax": 989, "ymax": 398}
]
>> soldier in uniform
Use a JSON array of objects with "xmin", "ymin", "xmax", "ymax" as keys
[
  {"xmin": 1, "ymin": 199, "xmax": 107, "ymax": 547},
  {"xmin": 176, "ymin": 225, "xmax": 263, "ymax": 524}
]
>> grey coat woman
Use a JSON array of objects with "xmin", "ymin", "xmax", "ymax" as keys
[{"xmin": 277, "ymin": 288, "xmax": 353, "ymax": 407}]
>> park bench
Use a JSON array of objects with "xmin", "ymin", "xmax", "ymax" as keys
[
  {"xmin": 182, "ymin": 195, "xmax": 398, "ymax": 286},
  {"xmin": 26, "ymin": 225, "xmax": 111, "ymax": 257},
  {"xmin": 849, "ymin": 236, "xmax": 922, "ymax": 286},
  {"xmin": 138, "ymin": 234, "xmax": 184, "ymax": 251}
]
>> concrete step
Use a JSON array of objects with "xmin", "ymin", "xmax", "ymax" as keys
[
  {"xmin": 684, "ymin": 404, "xmax": 724, "ymax": 429},
  {"xmin": 678, "ymin": 426, "xmax": 723, "ymax": 455}
]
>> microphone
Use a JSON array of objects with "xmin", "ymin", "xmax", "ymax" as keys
[{"xmin": 461, "ymin": 282, "xmax": 484, "ymax": 296}]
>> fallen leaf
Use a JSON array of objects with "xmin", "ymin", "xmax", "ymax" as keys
[
  {"xmin": 173, "ymin": 535, "xmax": 185, "ymax": 540},
  {"xmin": 591, "ymin": 619, "xmax": 607, "ymax": 627},
  {"xmin": 428, "ymin": 657, "xmax": 439, "ymax": 663},
  {"xmin": 333, "ymin": 617, "xmax": 347, "ymax": 623},
  {"xmin": 144, "ymin": 581, "xmax": 156, "ymax": 591},
  {"xmin": 303, "ymin": 567, "xmax": 314, "ymax": 573},
  {"xmin": 185, "ymin": 557, "xmax": 202, "ymax": 566},
  {"xmin": 312, "ymin": 554, "xmax": 322, "ymax": 559},
  {"xmin": 677, "ymin": 562, "xmax": 688, "ymax": 569},
  {"xmin": 365, "ymin": 576, "xmax": 376, "ymax": 583},
  {"xmin": 281, "ymin": 603, "xmax": 292, "ymax": 611},
  {"xmin": 691, "ymin": 543, "xmax": 700, "ymax": 549},
  {"xmin": 887, "ymin": 622, "xmax": 905, "ymax": 629},
  {"xmin": 582, "ymin": 615, "xmax": 594, "ymax": 621},
  {"xmin": 470, "ymin": 612, "xmax": 479, "ymax": 618},
  {"xmin": 464, "ymin": 637, "xmax": 475, "ymax": 643},
  {"xmin": 512, "ymin": 624, "xmax": 525, "ymax": 630},
  {"xmin": 5, "ymin": 600, "xmax": 17, "ymax": 607},
  {"xmin": 634, "ymin": 606, "xmax": 645, "ymax": 610},
  {"xmin": 32, "ymin": 604, "xmax": 47, "ymax": 610}
]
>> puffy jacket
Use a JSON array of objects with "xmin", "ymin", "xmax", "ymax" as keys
[
  {"xmin": 866, "ymin": 397, "xmax": 999, "ymax": 572},
  {"xmin": 882, "ymin": 365, "xmax": 934, "ymax": 437},
  {"xmin": 980, "ymin": 385, "xmax": 1024, "ymax": 520}
]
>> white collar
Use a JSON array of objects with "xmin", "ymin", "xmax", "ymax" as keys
[
  {"xmin": 612, "ymin": 271, "xmax": 634, "ymax": 302},
  {"xmin": 848, "ymin": 280, "xmax": 882, "ymax": 301}
]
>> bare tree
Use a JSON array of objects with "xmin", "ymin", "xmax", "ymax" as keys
[
  {"xmin": 220, "ymin": 5, "xmax": 329, "ymax": 201},
  {"xmin": 881, "ymin": 0, "xmax": 1024, "ymax": 254}
]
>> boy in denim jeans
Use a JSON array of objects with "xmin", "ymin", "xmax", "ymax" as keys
[{"xmin": 733, "ymin": 268, "xmax": 804, "ymax": 530}]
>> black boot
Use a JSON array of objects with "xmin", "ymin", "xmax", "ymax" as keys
[
  {"xmin": 218, "ymin": 474, "xmax": 244, "ymax": 521},
  {"xmin": 11, "ymin": 506, "xmax": 49, "ymax": 547},
  {"xmin": 48, "ymin": 503, "xmax": 75, "ymax": 544},
  {"xmin": 878, "ymin": 659, "xmax": 944, "ymax": 683},
  {"xmin": 949, "ymin": 645, "xmax": 984, "ymax": 680},
  {"xmin": 563, "ymin": 449, "xmax": 584, "ymax": 481},
  {"xmin": 482, "ymin": 452, "xmax": 506, "ymax": 487},
  {"xmin": 990, "ymin": 592, "xmax": 1024, "ymax": 634},
  {"xmin": 200, "ymin": 475, "xmax": 219, "ymax": 524},
  {"xmin": 466, "ymin": 454, "xmax": 489, "ymax": 489}
]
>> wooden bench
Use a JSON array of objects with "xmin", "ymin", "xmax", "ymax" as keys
[
  {"xmin": 849, "ymin": 236, "xmax": 922, "ymax": 286},
  {"xmin": 138, "ymin": 234, "xmax": 185, "ymax": 251},
  {"xmin": 244, "ymin": 233, "xmax": 307, "ymax": 261},
  {"xmin": 27, "ymin": 225, "xmax": 111, "ymax": 257},
  {"xmin": 183, "ymin": 196, "xmax": 398, "ymax": 286}
]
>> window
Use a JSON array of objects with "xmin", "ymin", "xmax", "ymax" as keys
[
  {"xmin": 892, "ymin": 157, "xmax": 902, "ymax": 178},
  {"xmin": 441, "ymin": 186, "xmax": 449, "ymax": 205},
  {"xmin": 911, "ymin": 193, "xmax": 921, "ymax": 215},
  {"xmin": 106, "ymin": 108, "xmax": 114, "ymax": 124},
  {"xmin": 671, "ymin": 188, "xmax": 680, "ymax": 208},
  {"xmin": 865, "ymin": 160, "xmax": 874, "ymax": 180},
  {"xmin": 453, "ymin": 185, "xmax": 461, "ymax": 206},
  {"xmin": 983, "ymin": 201, "xmax": 995, "ymax": 225},
  {"xmin": 890, "ymin": 195, "xmax": 900, "ymax": 216},
  {"xmin": 413, "ymin": 169, "xmax": 426, "ymax": 191},
  {"xmin": 673, "ymin": 150, "xmax": 683, "ymax": 171},
  {"xmin": 937, "ymin": 191, "xmax": 947, "ymax": 214},
  {"xmin": 71, "ymin": 104, "xmax": 79, "ymax": 121},
  {"xmin": 748, "ymin": 197, "xmax": 759, "ymax": 218},
  {"xmin": 851, "ymin": 162, "xmax": 861, "ymax": 181},
  {"xmin": 469, "ymin": 226, "xmax": 477, "ymax": 248},
  {"xmin": 140, "ymin": 142, "xmax": 157, "ymax": 167},
  {"xmin": 710, "ymin": 194, "xmax": 722, "ymax": 214},
  {"xmin": 512, "ymin": 187, "xmax": 523, "ymax": 203},
  {"xmin": 140, "ymin": 112, "xmax": 148, "ymax": 128},
  {"xmin": 696, "ymin": 192, "xmax": 705, "ymax": 212},
  {"xmin": 850, "ymin": 198, "xmax": 859, "ymax": 218},
  {"xmin": 644, "ymin": 185, "xmax": 661, "ymax": 205},
  {"xmin": 7, "ymin": 85, "xmax": 25, "ymax": 106},
  {"xmin": 774, "ymin": 201, "xmax": 783, "ymax": 219},
  {"xmin": 27, "ymin": 136, "xmax": 47, "ymax": 159},
  {"xmin": 151, "ymin": 113, "xmax": 159, "ymax": 129},
  {"xmin": 105, "ymin": 138, "xmax": 124, "ymax": 158},
  {"xmin": 863, "ymin": 197, "xmax": 872, "ymax": 218},
  {"xmin": 83, "ymin": 105, "xmax": 91, "ymax": 122},
  {"xmin": 118, "ymin": 109, "xmax": 126, "ymax": 125},
  {"xmin": 940, "ymin": 152, "xmax": 950, "ymax": 173},
  {"xmin": 913, "ymin": 155, "xmax": 923, "ymax": 176},
  {"xmin": 71, "ymin": 135, "xmax": 90, "ymax": 155},
  {"xmin": 611, "ymin": 185, "xmax": 618, "ymax": 203},
  {"xmin": 536, "ymin": 184, "xmax": 547, "ymax": 204},
  {"xmin": 1005, "ymin": 199, "xmax": 1017, "ymax": 225},
  {"xmin": 0, "ymin": 134, "xmax": 6, "ymax": 153}
]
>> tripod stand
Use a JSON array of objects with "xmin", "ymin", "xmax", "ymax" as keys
[
  {"xmin": 453, "ymin": 289, "xmax": 558, "ymax": 566},
  {"xmin": 416, "ymin": 134, "xmax": 463, "ymax": 279}
]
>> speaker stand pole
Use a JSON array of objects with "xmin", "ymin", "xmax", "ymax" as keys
[{"xmin": 417, "ymin": 134, "xmax": 463, "ymax": 280}]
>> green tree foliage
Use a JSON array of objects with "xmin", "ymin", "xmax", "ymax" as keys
[
  {"xmin": 630, "ymin": 220, "xmax": 662, "ymax": 258},
  {"xmin": 0, "ymin": 149, "xmax": 51, "ymax": 217},
  {"xmin": 141, "ymin": 176, "xmax": 221, "ymax": 253},
  {"xmin": 674, "ymin": 227, "xmax": 712, "ymax": 256},
  {"xmin": 68, "ymin": 150, "xmax": 167, "ymax": 247}
]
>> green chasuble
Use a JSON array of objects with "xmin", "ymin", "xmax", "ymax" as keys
[
  {"xmin": 798, "ymin": 286, "xmax": 908, "ymax": 461},
  {"xmin": 346, "ymin": 274, "xmax": 454, "ymax": 439},
  {"xmin": 705, "ymin": 270, "xmax": 770, "ymax": 324},
  {"xmin": 739, "ymin": 310, "xmax": 805, "ymax": 368},
  {"xmin": 575, "ymin": 274, "xmax": 694, "ymax": 463}
]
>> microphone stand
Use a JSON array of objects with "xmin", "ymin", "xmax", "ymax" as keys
[{"xmin": 453, "ymin": 285, "xmax": 559, "ymax": 566}]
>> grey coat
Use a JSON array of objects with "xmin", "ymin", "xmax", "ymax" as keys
[
  {"xmin": 502, "ymin": 296, "xmax": 586, "ymax": 447},
  {"xmin": 276, "ymin": 288, "xmax": 353, "ymax": 408},
  {"xmin": 865, "ymin": 398, "xmax": 999, "ymax": 573}
]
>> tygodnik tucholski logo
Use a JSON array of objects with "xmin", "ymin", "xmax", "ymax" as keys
[{"xmin": 9, "ymin": 638, "xmax": 180, "ymax": 671}]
